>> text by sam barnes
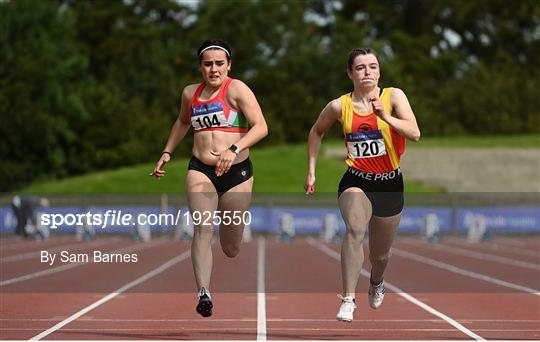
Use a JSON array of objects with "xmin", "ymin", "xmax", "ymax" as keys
[{"xmin": 41, "ymin": 250, "xmax": 138, "ymax": 266}]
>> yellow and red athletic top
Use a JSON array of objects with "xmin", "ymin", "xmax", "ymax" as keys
[
  {"xmin": 341, "ymin": 87, "xmax": 405, "ymax": 173},
  {"xmin": 189, "ymin": 77, "xmax": 249, "ymax": 133}
]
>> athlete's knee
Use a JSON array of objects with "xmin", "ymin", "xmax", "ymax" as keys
[
  {"xmin": 369, "ymin": 251, "xmax": 391, "ymax": 265},
  {"xmin": 221, "ymin": 243, "xmax": 241, "ymax": 258},
  {"xmin": 342, "ymin": 210, "xmax": 369, "ymax": 239},
  {"xmin": 344, "ymin": 223, "xmax": 366, "ymax": 240},
  {"xmin": 193, "ymin": 227, "xmax": 213, "ymax": 240}
]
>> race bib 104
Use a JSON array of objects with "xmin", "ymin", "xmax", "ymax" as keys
[
  {"xmin": 346, "ymin": 130, "xmax": 387, "ymax": 159},
  {"xmin": 191, "ymin": 102, "xmax": 229, "ymax": 130}
]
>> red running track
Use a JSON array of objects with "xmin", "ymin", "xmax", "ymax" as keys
[{"xmin": 0, "ymin": 234, "xmax": 538, "ymax": 340}]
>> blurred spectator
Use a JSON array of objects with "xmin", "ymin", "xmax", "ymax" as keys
[
  {"xmin": 11, "ymin": 195, "xmax": 49, "ymax": 238},
  {"xmin": 11, "ymin": 195, "xmax": 26, "ymax": 237}
]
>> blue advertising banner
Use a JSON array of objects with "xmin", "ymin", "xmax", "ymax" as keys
[
  {"xmin": 0, "ymin": 207, "xmax": 16, "ymax": 233},
  {"xmin": 400, "ymin": 208, "xmax": 453, "ymax": 234},
  {"xmin": 457, "ymin": 207, "xmax": 540, "ymax": 233},
  {"xmin": 247, "ymin": 206, "xmax": 274, "ymax": 232},
  {"xmin": 268, "ymin": 207, "xmax": 344, "ymax": 234},
  {"xmin": 261, "ymin": 207, "xmax": 452, "ymax": 235},
  {"xmin": 1, "ymin": 205, "xmax": 538, "ymax": 235}
]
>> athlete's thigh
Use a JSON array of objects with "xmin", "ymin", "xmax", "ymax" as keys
[
  {"xmin": 186, "ymin": 170, "xmax": 219, "ymax": 227},
  {"xmin": 338, "ymin": 187, "xmax": 372, "ymax": 231},
  {"xmin": 368, "ymin": 214, "xmax": 401, "ymax": 256},
  {"xmin": 217, "ymin": 177, "xmax": 253, "ymax": 243}
]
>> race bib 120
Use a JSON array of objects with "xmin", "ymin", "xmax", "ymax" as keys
[{"xmin": 346, "ymin": 130, "xmax": 387, "ymax": 159}]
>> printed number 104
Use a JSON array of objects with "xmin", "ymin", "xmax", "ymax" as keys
[{"xmin": 196, "ymin": 114, "xmax": 220, "ymax": 128}]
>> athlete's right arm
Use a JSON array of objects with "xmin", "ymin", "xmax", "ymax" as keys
[
  {"xmin": 305, "ymin": 98, "xmax": 341, "ymax": 194},
  {"xmin": 150, "ymin": 86, "xmax": 195, "ymax": 179}
]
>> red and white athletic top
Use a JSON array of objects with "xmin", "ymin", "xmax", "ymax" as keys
[{"xmin": 189, "ymin": 77, "xmax": 249, "ymax": 133}]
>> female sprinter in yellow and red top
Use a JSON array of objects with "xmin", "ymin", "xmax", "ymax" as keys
[
  {"xmin": 341, "ymin": 87, "xmax": 406, "ymax": 174},
  {"xmin": 151, "ymin": 39, "xmax": 268, "ymax": 318},
  {"xmin": 305, "ymin": 48, "xmax": 420, "ymax": 322}
]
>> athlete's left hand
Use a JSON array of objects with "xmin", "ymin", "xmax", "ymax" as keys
[
  {"xmin": 370, "ymin": 95, "xmax": 387, "ymax": 119},
  {"xmin": 304, "ymin": 174, "xmax": 316, "ymax": 195},
  {"xmin": 211, "ymin": 149, "xmax": 236, "ymax": 176}
]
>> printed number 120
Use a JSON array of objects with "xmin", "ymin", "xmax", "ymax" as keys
[{"xmin": 354, "ymin": 141, "xmax": 380, "ymax": 157}]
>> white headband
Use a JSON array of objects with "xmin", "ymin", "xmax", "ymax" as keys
[{"xmin": 199, "ymin": 45, "xmax": 230, "ymax": 57}]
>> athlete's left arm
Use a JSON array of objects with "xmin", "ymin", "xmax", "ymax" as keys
[
  {"xmin": 371, "ymin": 88, "xmax": 421, "ymax": 141},
  {"xmin": 229, "ymin": 79, "xmax": 269, "ymax": 150}
]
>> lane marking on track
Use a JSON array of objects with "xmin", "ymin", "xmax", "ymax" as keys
[
  {"xmin": 6, "ymin": 328, "xmax": 539, "ymax": 332},
  {"xmin": 2, "ymin": 318, "xmax": 538, "ymax": 323},
  {"xmin": 0, "ymin": 238, "xmax": 123, "ymax": 263},
  {"xmin": 0, "ymin": 238, "xmax": 170, "ymax": 287},
  {"xmin": 28, "ymin": 248, "xmax": 192, "ymax": 341},
  {"xmin": 257, "ymin": 236, "xmax": 267, "ymax": 341},
  {"xmin": 445, "ymin": 237, "xmax": 540, "ymax": 258},
  {"xmin": 399, "ymin": 238, "xmax": 540, "ymax": 270},
  {"xmin": 0, "ymin": 236, "xmax": 74, "ymax": 252},
  {"xmin": 307, "ymin": 238, "xmax": 486, "ymax": 341},
  {"xmin": 392, "ymin": 247, "xmax": 540, "ymax": 296},
  {"xmin": 491, "ymin": 238, "xmax": 540, "ymax": 250}
]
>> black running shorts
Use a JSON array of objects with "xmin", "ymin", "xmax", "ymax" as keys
[
  {"xmin": 338, "ymin": 167, "xmax": 404, "ymax": 217},
  {"xmin": 188, "ymin": 156, "xmax": 253, "ymax": 195}
]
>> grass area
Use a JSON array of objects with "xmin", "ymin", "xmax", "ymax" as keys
[
  {"xmin": 21, "ymin": 143, "xmax": 439, "ymax": 194},
  {"xmin": 22, "ymin": 135, "xmax": 537, "ymax": 194}
]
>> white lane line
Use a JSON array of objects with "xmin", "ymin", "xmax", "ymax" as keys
[
  {"xmin": 392, "ymin": 248, "xmax": 540, "ymax": 296},
  {"xmin": 0, "ymin": 238, "xmax": 169, "ymax": 287},
  {"xmin": 400, "ymin": 238, "xmax": 540, "ymax": 270},
  {"xmin": 0, "ymin": 236, "xmax": 74, "ymax": 252},
  {"xmin": 5, "ymin": 328, "xmax": 539, "ymax": 332},
  {"xmin": 29, "ymin": 249, "xmax": 191, "ymax": 340},
  {"xmin": 445, "ymin": 237, "xmax": 540, "ymax": 258},
  {"xmin": 307, "ymin": 238, "xmax": 486, "ymax": 341},
  {"xmin": 0, "ymin": 238, "xmax": 122, "ymax": 263},
  {"xmin": 3, "ymin": 318, "xmax": 537, "ymax": 323},
  {"xmin": 257, "ymin": 236, "xmax": 267, "ymax": 341},
  {"xmin": 492, "ymin": 238, "xmax": 540, "ymax": 249}
]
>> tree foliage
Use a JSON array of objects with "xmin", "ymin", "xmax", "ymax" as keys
[{"xmin": 1, "ymin": 0, "xmax": 538, "ymax": 191}]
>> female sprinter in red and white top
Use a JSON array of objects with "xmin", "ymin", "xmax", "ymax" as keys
[{"xmin": 151, "ymin": 39, "xmax": 268, "ymax": 318}]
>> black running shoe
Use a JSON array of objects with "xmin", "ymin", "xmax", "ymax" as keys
[{"xmin": 196, "ymin": 288, "xmax": 213, "ymax": 317}]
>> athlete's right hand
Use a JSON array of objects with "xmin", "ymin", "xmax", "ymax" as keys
[
  {"xmin": 304, "ymin": 174, "xmax": 316, "ymax": 195},
  {"xmin": 149, "ymin": 153, "xmax": 170, "ymax": 179}
]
